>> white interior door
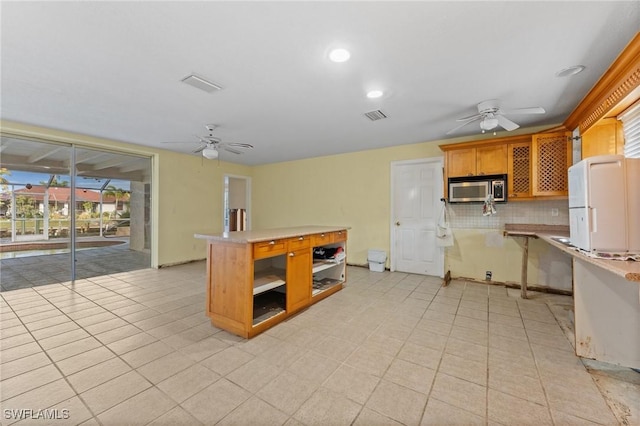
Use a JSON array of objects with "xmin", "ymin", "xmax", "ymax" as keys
[{"xmin": 391, "ymin": 158, "xmax": 444, "ymax": 276}]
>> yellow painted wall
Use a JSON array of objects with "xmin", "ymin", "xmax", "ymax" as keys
[{"xmin": 252, "ymin": 141, "xmax": 444, "ymax": 266}]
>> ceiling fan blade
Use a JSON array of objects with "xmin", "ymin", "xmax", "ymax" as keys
[
  {"xmin": 226, "ymin": 142, "xmax": 254, "ymax": 149},
  {"xmin": 496, "ymin": 115, "xmax": 520, "ymax": 131},
  {"xmin": 193, "ymin": 145, "xmax": 207, "ymax": 154},
  {"xmin": 456, "ymin": 113, "xmax": 483, "ymax": 122},
  {"xmin": 224, "ymin": 147, "xmax": 243, "ymax": 155},
  {"xmin": 446, "ymin": 116, "xmax": 482, "ymax": 135},
  {"xmin": 500, "ymin": 106, "xmax": 545, "ymax": 115}
]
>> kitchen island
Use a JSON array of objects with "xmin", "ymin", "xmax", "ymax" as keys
[
  {"xmin": 507, "ymin": 224, "xmax": 640, "ymax": 369},
  {"xmin": 195, "ymin": 226, "xmax": 348, "ymax": 338}
]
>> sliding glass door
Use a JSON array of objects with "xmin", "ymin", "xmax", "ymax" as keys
[{"xmin": 0, "ymin": 135, "xmax": 152, "ymax": 289}]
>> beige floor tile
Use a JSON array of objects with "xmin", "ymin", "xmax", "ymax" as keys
[
  {"xmin": 119, "ymin": 340, "xmax": 174, "ymax": 368},
  {"xmin": 344, "ymin": 346, "xmax": 394, "ymax": 377},
  {"xmin": 445, "ymin": 337, "xmax": 488, "ymax": 362},
  {"xmin": 457, "ymin": 306, "xmax": 488, "ymax": 321},
  {"xmin": 74, "ymin": 311, "xmax": 118, "ymax": 328},
  {"xmin": 30, "ymin": 321, "xmax": 80, "ymax": 340},
  {"xmin": 383, "ymin": 358, "xmax": 436, "ymax": 394},
  {"xmin": 136, "ymin": 350, "xmax": 195, "ymax": 384},
  {"xmin": 449, "ymin": 325, "xmax": 489, "ymax": 346},
  {"xmin": 80, "ymin": 370, "xmax": 151, "ymax": 415},
  {"xmin": 421, "ymin": 398, "xmax": 485, "ymax": 425},
  {"xmin": 38, "ymin": 328, "xmax": 90, "ymax": 350},
  {"xmin": 488, "ymin": 388, "xmax": 552, "ymax": 425},
  {"xmin": 180, "ymin": 335, "xmax": 229, "ymax": 362},
  {"xmin": 489, "ymin": 322, "xmax": 528, "ymax": 341},
  {"xmin": 0, "ymin": 364, "xmax": 62, "ymax": 401},
  {"xmin": 218, "ymin": 396, "xmax": 289, "ymax": 426},
  {"xmin": 93, "ymin": 324, "xmax": 141, "ymax": 345},
  {"xmin": 407, "ymin": 328, "xmax": 449, "ymax": 351},
  {"xmin": 396, "ymin": 341, "xmax": 442, "ymax": 370},
  {"xmin": 0, "ymin": 333, "xmax": 35, "ymax": 350},
  {"xmin": 453, "ymin": 315, "xmax": 488, "ymax": 332},
  {"xmin": 365, "ymin": 379, "xmax": 428, "ymax": 425},
  {"xmin": 256, "ymin": 371, "xmax": 318, "ymax": 416},
  {"xmin": 430, "ymin": 373, "xmax": 486, "ymax": 417},
  {"xmin": 97, "ymin": 386, "xmax": 176, "ymax": 425},
  {"xmin": 83, "ymin": 317, "xmax": 129, "ymax": 335},
  {"xmin": 226, "ymin": 357, "xmax": 283, "ymax": 393},
  {"xmin": 258, "ymin": 341, "xmax": 307, "ymax": 371},
  {"xmin": 353, "ymin": 407, "xmax": 403, "ymax": 426},
  {"xmin": 489, "ymin": 333, "xmax": 533, "ymax": 357},
  {"xmin": 55, "ymin": 346, "xmax": 115, "ymax": 376},
  {"xmin": 106, "ymin": 331, "xmax": 157, "ymax": 355},
  {"xmin": 46, "ymin": 336, "xmax": 102, "ymax": 362},
  {"xmin": 161, "ymin": 326, "xmax": 215, "ymax": 349},
  {"xmin": 67, "ymin": 357, "xmax": 132, "ymax": 393},
  {"xmin": 309, "ymin": 335, "xmax": 358, "ymax": 362},
  {"xmin": 293, "ymin": 387, "xmax": 362, "ymax": 426},
  {"xmin": 544, "ymin": 380, "xmax": 618, "ymax": 424},
  {"xmin": 439, "ymin": 352, "xmax": 487, "ymax": 386},
  {"xmin": 488, "ymin": 365, "xmax": 546, "ymax": 405},
  {"xmin": 0, "ymin": 379, "xmax": 76, "ymax": 425},
  {"xmin": 0, "ymin": 325, "xmax": 28, "ymax": 340},
  {"xmin": 0, "ymin": 352, "xmax": 51, "ymax": 380},
  {"xmin": 360, "ymin": 332, "xmax": 405, "ymax": 357},
  {"xmin": 145, "ymin": 320, "xmax": 191, "ymax": 339},
  {"xmin": 322, "ymin": 364, "xmax": 380, "ymax": 405},
  {"xmin": 147, "ymin": 406, "xmax": 204, "ymax": 426},
  {"xmin": 24, "ymin": 315, "xmax": 71, "ymax": 332},
  {"xmin": 67, "ymin": 306, "xmax": 108, "ymax": 321},
  {"xmin": 181, "ymin": 378, "xmax": 251, "ymax": 424},
  {"xmin": 156, "ymin": 364, "xmax": 220, "ymax": 403},
  {"xmin": 200, "ymin": 346, "xmax": 255, "ymax": 376},
  {"xmin": 421, "ymin": 309, "xmax": 456, "ymax": 325},
  {"xmin": 286, "ymin": 350, "xmax": 340, "ymax": 386},
  {"xmin": 0, "ymin": 342, "xmax": 42, "ymax": 364},
  {"xmin": 550, "ymin": 409, "xmax": 606, "ymax": 425}
]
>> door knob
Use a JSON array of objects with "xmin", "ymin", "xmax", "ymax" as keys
[{"xmin": 396, "ymin": 221, "xmax": 401, "ymax": 226}]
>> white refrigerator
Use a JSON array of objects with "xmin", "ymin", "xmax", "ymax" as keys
[{"xmin": 568, "ymin": 155, "xmax": 640, "ymax": 254}]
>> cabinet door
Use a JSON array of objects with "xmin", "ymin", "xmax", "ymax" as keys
[
  {"xmin": 286, "ymin": 248, "xmax": 311, "ymax": 313},
  {"xmin": 581, "ymin": 118, "xmax": 624, "ymax": 158},
  {"xmin": 476, "ymin": 145, "xmax": 507, "ymax": 175},
  {"xmin": 532, "ymin": 132, "xmax": 572, "ymax": 196},
  {"xmin": 446, "ymin": 148, "xmax": 476, "ymax": 177},
  {"xmin": 507, "ymin": 142, "xmax": 532, "ymax": 198}
]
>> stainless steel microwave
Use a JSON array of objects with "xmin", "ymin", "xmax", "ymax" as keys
[{"xmin": 448, "ymin": 174, "xmax": 507, "ymax": 203}]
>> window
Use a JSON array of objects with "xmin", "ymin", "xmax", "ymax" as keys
[{"xmin": 619, "ymin": 100, "xmax": 640, "ymax": 158}]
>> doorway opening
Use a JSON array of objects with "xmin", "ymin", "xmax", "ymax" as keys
[{"xmin": 223, "ymin": 174, "xmax": 251, "ymax": 232}]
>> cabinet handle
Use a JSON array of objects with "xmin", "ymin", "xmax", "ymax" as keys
[
  {"xmin": 321, "ymin": 233, "xmax": 325, "ymax": 237},
  {"xmin": 289, "ymin": 252, "xmax": 295, "ymax": 257},
  {"xmin": 298, "ymin": 236, "xmax": 304, "ymax": 241},
  {"xmin": 467, "ymin": 173, "xmax": 474, "ymax": 176},
  {"xmin": 479, "ymin": 172, "xmax": 485, "ymax": 176},
  {"xmin": 269, "ymin": 240, "xmax": 275, "ymax": 245}
]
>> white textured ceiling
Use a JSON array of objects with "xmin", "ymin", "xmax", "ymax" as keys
[{"xmin": 1, "ymin": 1, "xmax": 638, "ymax": 165}]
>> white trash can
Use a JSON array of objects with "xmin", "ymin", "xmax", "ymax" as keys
[{"xmin": 367, "ymin": 249, "xmax": 387, "ymax": 272}]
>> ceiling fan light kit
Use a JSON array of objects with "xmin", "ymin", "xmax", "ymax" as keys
[
  {"xmin": 447, "ymin": 99, "xmax": 546, "ymax": 135},
  {"xmin": 202, "ymin": 147, "xmax": 219, "ymax": 160}
]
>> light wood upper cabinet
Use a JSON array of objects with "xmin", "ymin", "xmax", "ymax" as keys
[
  {"xmin": 476, "ymin": 144, "xmax": 508, "ymax": 175},
  {"xmin": 531, "ymin": 132, "xmax": 572, "ymax": 197},
  {"xmin": 446, "ymin": 148, "xmax": 476, "ymax": 177},
  {"xmin": 507, "ymin": 140, "xmax": 532, "ymax": 198},
  {"xmin": 445, "ymin": 144, "xmax": 507, "ymax": 177},
  {"xmin": 581, "ymin": 118, "xmax": 625, "ymax": 158}
]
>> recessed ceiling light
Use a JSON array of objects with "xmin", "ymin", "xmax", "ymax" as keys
[
  {"xmin": 366, "ymin": 90, "xmax": 383, "ymax": 99},
  {"xmin": 329, "ymin": 48, "xmax": 351, "ymax": 63},
  {"xmin": 555, "ymin": 65, "xmax": 586, "ymax": 78}
]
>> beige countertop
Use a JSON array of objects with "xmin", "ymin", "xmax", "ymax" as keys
[
  {"xmin": 504, "ymin": 224, "xmax": 640, "ymax": 282},
  {"xmin": 195, "ymin": 225, "xmax": 349, "ymax": 244}
]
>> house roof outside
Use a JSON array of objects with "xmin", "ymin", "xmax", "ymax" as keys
[{"xmin": 0, "ymin": 185, "xmax": 124, "ymax": 203}]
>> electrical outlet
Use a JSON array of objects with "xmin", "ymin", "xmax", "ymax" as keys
[
  {"xmin": 551, "ymin": 208, "xmax": 559, "ymax": 217},
  {"xmin": 485, "ymin": 271, "xmax": 492, "ymax": 280}
]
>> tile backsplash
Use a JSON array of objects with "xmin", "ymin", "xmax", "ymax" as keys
[{"xmin": 446, "ymin": 199, "xmax": 569, "ymax": 229}]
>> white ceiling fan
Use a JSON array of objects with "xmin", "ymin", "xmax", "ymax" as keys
[
  {"xmin": 164, "ymin": 125, "xmax": 254, "ymax": 159},
  {"xmin": 446, "ymin": 99, "xmax": 545, "ymax": 135}
]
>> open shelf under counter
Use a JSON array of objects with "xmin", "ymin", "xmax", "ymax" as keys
[
  {"xmin": 253, "ymin": 267, "xmax": 286, "ymax": 295},
  {"xmin": 312, "ymin": 259, "xmax": 345, "ymax": 274}
]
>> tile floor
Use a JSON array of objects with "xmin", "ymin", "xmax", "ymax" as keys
[
  {"xmin": 0, "ymin": 240, "xmax": 150, "ymax": 291},
  {"xmin": 0, "ymin": 262, "xmax": 635, "ymax": 425}
]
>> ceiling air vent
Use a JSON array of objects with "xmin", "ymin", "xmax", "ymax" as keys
[
  {"xmin": 181, "ymin": 74, "xmax": 222, "ymax": 93},
  {"xmin": 364, "ymin": 110, "xmax": 387, "ymax": 121}
]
